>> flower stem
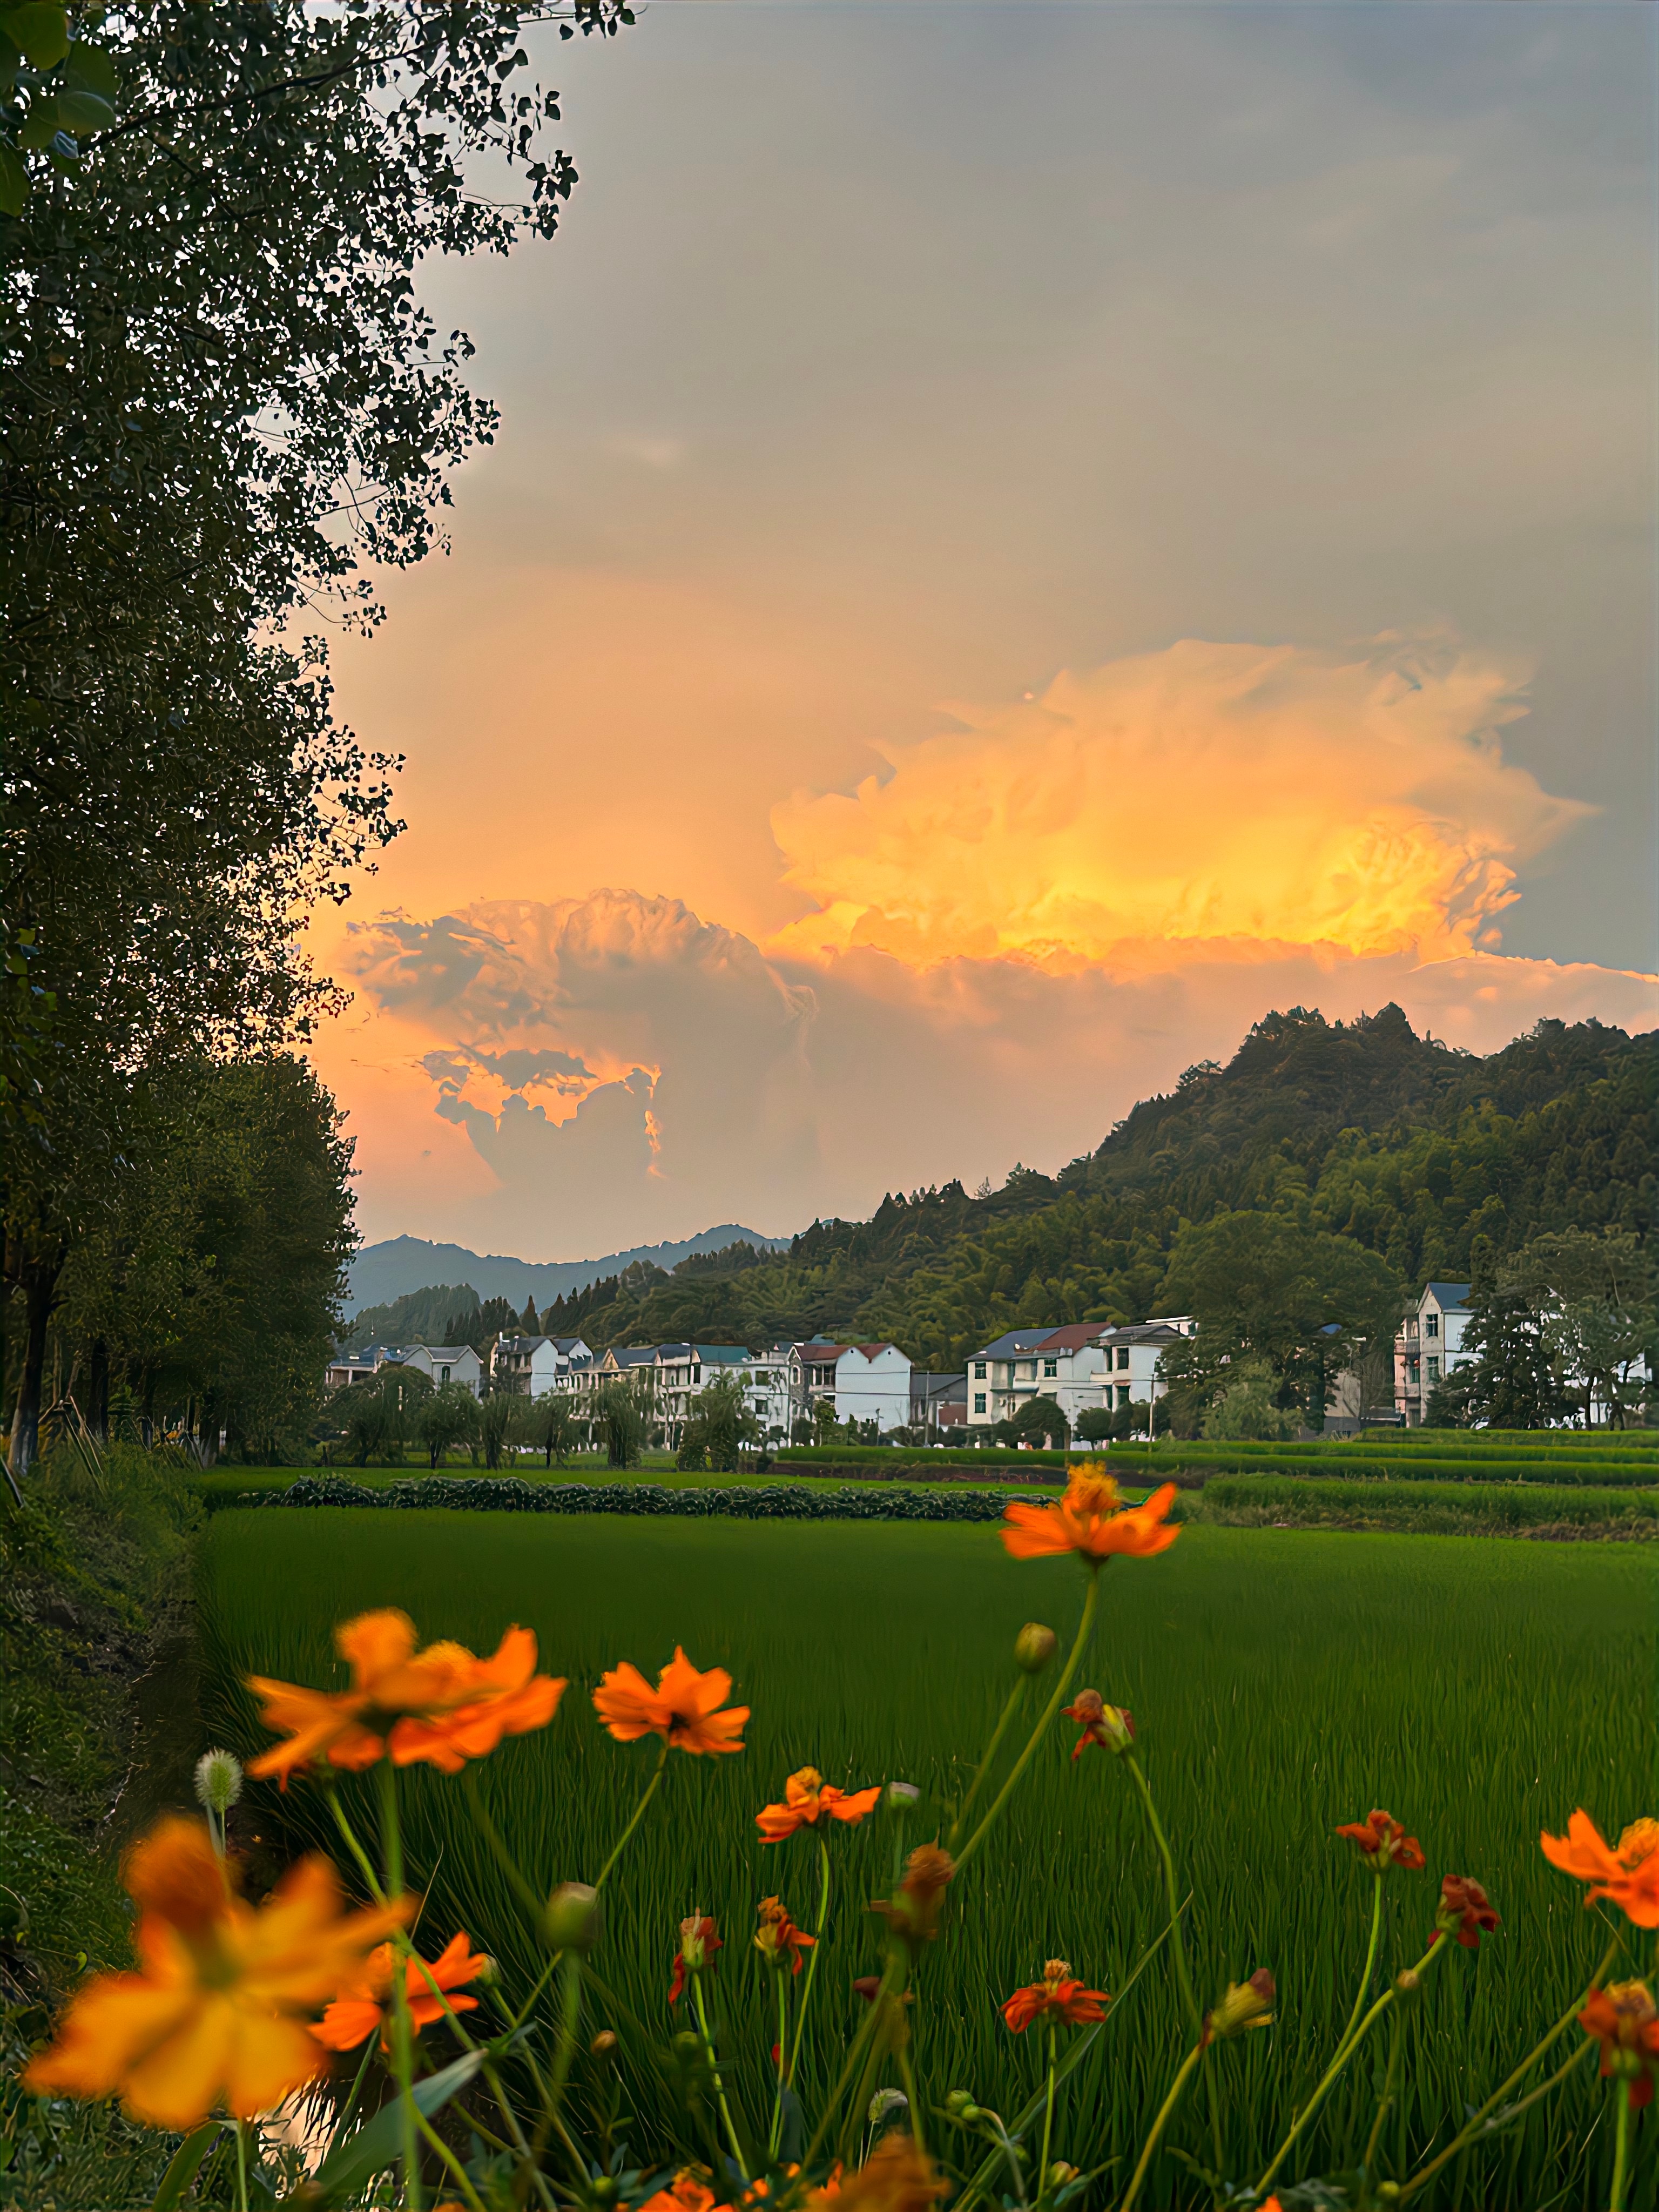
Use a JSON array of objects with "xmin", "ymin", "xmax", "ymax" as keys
[
  {"xmin": 1122, "ymin": 1755, "xmax": 1201, "ymax": 2035},
  {"xmin": 800, "ymin": 1953, "xmax": 901, "ymax": 2173},
  {"xmin": 947, "ymin": 1675, "xmax": 1027, "ymax": 1854},
  {"xmin": 1395, "ymin": 1933, "xmax": 1620, "ymax": 2202},
  {"xmin": 376, "ymin": 1761, "xmax": 422, "ymax": 2212},
  {"xmin": 1361, "ymin": 2004, "xmax": 1404, "ymax": 2181},
  {"xmin": 1341, "ymin": 1876, "xmax": 1385, "ymax": 2056},
  {"xmin": 1120, "ymin": 2042, "xmax": 1201, "ymax": 2212},
  {"xmin": 1256, "ymin": 1939, "xmax": 1444, "ymax": 2198},
  {"xmin": 954, "ymin": 1573, "xmax": 1100, "ymax": 1877},
  {"xmin": 235, "ymin": 2118, "xmax": 248, "ymax": 2212},
  {"xmin": 694, "ymin": 1971, "xmax": 751, "ymax": 2183},
  {"xmin": 769, "ymin": 1972, "xmax": 790, "ymax": 2158},
  {"xmin": 1038, "ymin": 2020, "xmax": 1058, "ymax": 2198},
  {"xmin": 594, "ymin": 1738, "xmax": 670, "ymax": 1891},
  {"xmin": 415, "ymin": 2104, "xmax": 488, "ymax": 2212},
  {"xmin": 1611, "ymin": 2074, "xmax": 1634, "ymax": 2212},
  {"xmin": 786, "ymin": 1836, "xmax": 832, "ymax": 2089},
  {"xmin": 460, "ymin": 1765, "xmax": 553, "ymax": 1928}
]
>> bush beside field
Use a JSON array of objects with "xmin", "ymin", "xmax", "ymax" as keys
[{"xmin": 780, "ymin": 1438, "xmax": 1659, "ymax": 1486}]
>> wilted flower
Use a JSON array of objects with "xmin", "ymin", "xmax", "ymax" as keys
[
  {"xmin": 1579, "ymin": 1982, "xmax": 1659, "ymax": 2107},
  {"xmin": 312, "ymin": 1931, "xmax": 488, "ymax": 2052},
  {"xmin": 1542, "ymin": 1810, "xmax": 1659, "ymax": 1928},
  {"xmin": 807, "ymin": 2134, "xmax": 946, "ymax": 2212},
  {"xmin": 669, "ymin": 1913, "xmax": 723, "ymax": 2004},
  {"xmin": 1336, "ymin": 1810, "xmax": 1425, "ymax": 1873},
  {"xmin": 754, "ymin": 1896, "xmax": 817, "ymax": 1975},
  {"xmin": 1434, "ymin": 1876, "xmax": 1499, "ymax": 1950},
  {"xmin": 1014, "ymin": 1623, "xmax": 1058, "ymax": 1674},
  {"xmin": 1062, "ymin": 1689, "xmax": 1135, "ymax": 1761},
  {"xmin": 757, "ymin": 1766, "xmax": 882, "ymax": 1842},
  {"xmin": 594, "ymin": 1649, "xmax": 748, "ymax": 1756},
  {"xmin": 1001, "ymin": 1959, "xmax": 1110, "ymax": 2033},
  {"xmin": 1203, "ymin": 1970, "xmax": 1275, "ymax": 2045},
  {"xmin": 871, "ymin": 1845, "xmax": 955, "ymax": 1948},
  {"xmin": 1002, "ymin": 1467, "xmax": 1180, "ymax": 1567},
  {"xmin": 22, "ymin": 1817, "xmax": 406, "ymax": 2126},
  {"xmin": 247, "ymin": 1611, "xmax": 564, "ymax": 1786}
]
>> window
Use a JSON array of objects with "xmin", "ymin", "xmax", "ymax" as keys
[
  {"xmin": 440, "ymin": 1366, "xmax": 450, "ymax": 1385},
  {"xmin": 973, "ymin": 1393, "xmax": 986, "ymax": 1414},
  {"xmin": 1116, "ymin": 1384, "xmax": 1130, "ymax": 1409},
  {"xmin": 1425, "ymin": 1313, "xmax": 1439, "ymax": 1338},
  {"xmin": 973, "ymin": 1361, "xmax": 986, "ymax": 1379},
  {"xmin": 1427, "ymin": 1355, "xmax": 1440, "ymax": 1382},
  {"xmin": 1407, "ymin": 1358, "xmax": 1420, "ymax": 1382},
  {"xmin": 1116, "ymin": 1347, "xmax": 1130, "ymax": 1371},
  {"xmin": 1043, "ymin": 1358, "xmax": 1057, "ymax": 1378}
]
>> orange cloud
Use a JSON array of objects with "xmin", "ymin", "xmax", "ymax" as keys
[{"xmin": 768, "ymin": 637, "xmax": 1589, "ymax": 972}]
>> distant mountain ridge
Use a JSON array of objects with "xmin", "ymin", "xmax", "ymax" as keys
[{"xmin": 345, "ymin": 1225, "xmax": 789, "ymax": 1318}]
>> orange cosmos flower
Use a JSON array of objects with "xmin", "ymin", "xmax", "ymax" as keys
[
  {"xmin": 22, "ymin": 1817, "xmax": 407, "ymax": 2128},
  {"xmin": 754, "ymin": 1896, "xmax": 817, "ymax": 1975},
  {"xmin": 806, "ymin": 2136, "xmax": 946, "ymax": 2212},
  {"xmin": 593, "ymin": 1647, "xmax": 748, "ymax": 1755},
  {"xmin": 669, "ymin": 1913, "xmax": 723, "ymax": 2004},
  {"xmin": 246, "ymin": 1610, "xmax": 564, "ymax": 1785},
  {"xmin": 1433, "ymin": 1874, "xmax": 1499, "ymax": 1950},
  {"xmin": 639, "ymin": 2176, "xmax": 722, "ymax": 2212},
  {"xmin": 1336, "ymin": 1810, "xmax": 1426, "ymax": 1873},
  {"xmin": 312, "ymin": 1930, "xmax": 488, "ymax": 2052},
  {"xmin": 1580, "ymin": 1982, "xmax": 1659, "ymax": 2108},
  {"xmin": 1001, "ymin": 1467, "xmax": 1180, "ymax": 1565},
  {"xmin": 1001, "ymin": 1958, "xmax": 1110, "ymax": 2033},
  {"xmin": 757, "ymin": 1766, "xmax": 883, "ymax": 1842},
  {"xmin": 1541, "ymin": 1810, "xmax": 1659, "ymax": 1928}
]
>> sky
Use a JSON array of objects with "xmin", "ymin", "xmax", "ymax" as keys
[{"xmin": 307, "ymin": 1, "xmax": 1659, "ymax": 1260}]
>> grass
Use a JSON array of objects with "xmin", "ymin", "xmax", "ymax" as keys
[{"xmin": 198, "ymin": 1508, "xmax": 1654, "ymax": 2207}]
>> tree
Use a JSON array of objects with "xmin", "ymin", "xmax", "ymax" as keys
[
  {"xmin": 1499, "ymin": 1229, "xmax": 1656, "ymax": 1429},
  {"xmin": 1202, "ymin": 1357, "xmax": 1298, "ymax": 1442},
  {"xmin": 594, "ymin": 1384, "xmax": 644, "ymax": 1470},
  {"xmin": 479, "ymin": 1388, "xmax": 516, "ymax": 1472},
  {"xmin": 995, "ymin": 1394, "xmax": 1070, "ymax": 1450},
  {"xmin": 418, "ymin": 1382, "xmax": 481, "ymax": 1471},
  {"xmin": 1156, "ymin": 1211, "xmax": 1402, "ymax": 1431},
  {"xmin": 810, "ymin": 1395, "xmax": 839, "ymax": 1444},
  {"xmin": 677, "ymin": 1372, "xmax": 761, "ymax": 1474},
  {"xmin": 523, "ymin": 1391, "xmax": 577, "ymax": 1468},
  {"xmin": 3, "ymin": 4, "xmax": 630, "ymax": 1475},
  {"xmin": 1459, "ymin": 1289, "xmax": 1568, "ymax": 1431},
  {"xmin": 520, "ymin": 1296, "xmax": 541, "ymax": 1335},
  {"xmin": 1073, "ymin": 1407, "xmax": 1114, "ymax": 1446}
]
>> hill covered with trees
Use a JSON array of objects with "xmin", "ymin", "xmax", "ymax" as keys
[{"xmin": 537, "ymin": 1007, "xmax": 1654, "ymax": 1364}]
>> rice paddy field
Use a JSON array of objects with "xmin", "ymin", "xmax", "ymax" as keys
[{"xmin": 199, "ymin": 1506, "xmax": 1655, "ymax": 2209}]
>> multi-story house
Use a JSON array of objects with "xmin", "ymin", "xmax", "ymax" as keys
[
  {"xmin": 490, "ymin": 1334, "xmax": 593, "ymax": 1398},
  {"xmin": 655, "ymin": 1344, "xmax": 756, "ymax": 1441},
  {"xmin": 909, "ymin": 1372, "xmax": 968, "ymax": 1435},
  {"xmin": 964, "ymin": 1318, "xmax": 1195, "ymax": 1431},
  {"xmin": 788, "ymin": 1340, "xmax": 914, "ymax": 1434},
  {"xmin": 393, "ymin": 1343, "xmax": 485, "ymax": 1397},
  {"xmin": 1395, "ymin": 1284, "xmax": 1473, "ymax": 1425}
]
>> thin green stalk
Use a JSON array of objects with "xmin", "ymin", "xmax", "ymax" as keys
[
  {"xmin": 414, "ymin": 2105, "xmax": 488, "ymax": 2212},
  {"xmin": 768, "ymin": 1973, "xmax": 790, "ymax": 2158},
  {"xmin": 594, "ymin": 1739, "xmax": 670, "ymax": 1891},
  {"xmin": 1361, "ymin": 2006, "xmax": 1404, "ymax": 2182},
  {"xmin": 896, "ymin": 2033, "xmax": 927, "ymax": 2159},
  {"xmin": 1119, "ymin": 2043, "xmax": 1201, "ymax": 2212},
  {"xmin": 329, "ymin": 1788, "xmax": 390, "ymax": 1905},
  {"xmin": 1256, "ymin": 1939, "xmax": 1444, "ymax": 2198},
  {"xmin": 947, "ymin": 1676, "xmax": 1027, "ymax": 1853},
  {"xmin": 235, "ymin": 2118, "xmax": 248, "ymax": 2212},
  {"xmin": 786, "ymin": 1837, "xmax": 832, "ymax": 2087},
  {"xmin": 799, "ymin": 1953, "xmax": 901, "ymax": 2175},
  {"xmin": 1037, "ymin": 2020, "xmax": 1058, "ymax": 2198},
  {"xmin": 460, "ymin": 1766, "xmax": 551, "ymax": 1928},
  {"xmin": 954, "ymin": 1574, "xmax": 1100, "ymax": 1877},
  {"xmin": 1397, "ymin": 1934, "xmax": 1620, "ymax": 2202},
  {"xmin": 377, "ymin": 1762, "xmax": 422, "ymax": 2212},
  {"xmin": 693, "ymin": 1972, "xmax": 750, "ymax": 2182},
  {"xmin": 1122, "ymin": 1755, "xmax": 1202, "ymax": 2035},
  {"xmin": 1340, "ymin": 1877, "xmax": 1385, "ymax": 2057},
  {"xmin": 1611, "ymin": 2074, "xmax": 1634, "ymax": 2212}
]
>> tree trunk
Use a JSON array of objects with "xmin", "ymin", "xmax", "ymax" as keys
[
  {"xmin": 8, "ymin": 1251, "xmax": 63, "ymax": 1480},
  {"xmin": 87, "ymin": 1336, "xmax": 110, "ymax": 1440}
]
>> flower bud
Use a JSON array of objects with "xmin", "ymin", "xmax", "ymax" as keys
[
  {"xmin": 590, "ymin": 2029, "xmax": 618, "ymax": 2057},
  {"xmin": 473, "ymin": 1956, "xmax": 499, "ymax": 1987},
  {"xmin": 868, "ymin": 2087, "xmax": 908, "ymax": 2129},
  {"xmin": 1047, "ymin": 2164, "xmax": 1080, "ymax": 2190},
  {"xmin": 193, "ymin": 1749, "xmax": 243, "ymax": 1817},
  {"xmin": 1014, "ymin": 1622, "xmax": 1058, "ymax": 1675},
  {"xmin": 672, "ymin": 2029, "xmax": 704, "ymax": 2061},
  {"xmin": 945, "ymin": 2089, "xmax": 976, "ymax": 2119},
  {"xmin": 545, "ymin": 1882, "xmax": 603, "ymax": 1953},
  {"xmin": 1393, "ymin": 1967, "xmax": 1422, "ymax": 2002},
  {"xmin": 887, "ymin": 1782, "xmax": 921, "ymax": 1810},
  {"xmin": 1203, "ymin": 1968, "xmax": 1274, "ymax": 2043}
]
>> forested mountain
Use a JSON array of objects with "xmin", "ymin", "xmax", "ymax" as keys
[{"xmin": 533, "ymin": 1008, "xmax": 1651, "ymax": 1365}]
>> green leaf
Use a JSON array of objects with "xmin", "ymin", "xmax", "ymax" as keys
[
  {"xmin": 150, "ymin": 2121, "xmax": 221, "ymax": 2212},
  {"xmin": 55, "ymin": 87, "xmax": 114, "ymax": 132},
  {"xmin": 16, "ymin": 95, "xmax": 59, "ymax": 150},
  {"xmin": 0, "ymin": 139, "xmax": 24, "ymax": 218},
  {"xmin": 64, "ymin": 37, "xmax": 117, "ymax": 100},
  {"xmin": 0, "ymin": 4, "xmax": 69, "ymax": 68},
  {"xmin": 307, "ymin": 2050, "xmax": 484, "ymax": 2205}
]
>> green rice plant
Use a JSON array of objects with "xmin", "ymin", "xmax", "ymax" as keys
[
  {"xmin": 1197, "ymin": 1475, "xmax": 1659, "ymax": 1537},
  {"xmin": 195, "ymin": 1509, "xmax": 1654, "ymax": 2208}
]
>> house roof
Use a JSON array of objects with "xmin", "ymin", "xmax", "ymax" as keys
[
  {"xmin": 974, "ymin": 1328, "xmax": 1058, "ymax": 1360},
  {"xmin": 1034, "ymin": 1323, "xmax": 1111, "ymax": 1353},
  {"xmin": 550, "ymin": 1337, "xmax": 589, "ymax": 1354},
  {"xmin": 697, "ymin": 1345, "xmax": 753, "ymax": 1364},
  {"xmin": 1096, "ymin": 1323, "xmax": 1188, "ymax": 1347},
  {"xmin": 497, "ymin": 1336, "xmax": 549, "ymax": 1354},
  {"xmin": 1424, "ymin": 1282, "xmax": 1472, "ymax": 1310}
]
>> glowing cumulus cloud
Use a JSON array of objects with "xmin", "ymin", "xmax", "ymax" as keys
[{"xmin": 768, "ymin": 638, "xmax": 1591, "ymax": 973}]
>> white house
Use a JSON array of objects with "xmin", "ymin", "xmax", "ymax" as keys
[
  {"xmin": 491, "ymin": 1334, "xmax": 593, "ymax": 1399},
  {"xmin": 789, "ymin": 1340, "xmax": 914, "ymax": 1434},
  {"xmin": 964, "ymin": 1318, "xmax": 1194, "ymax": 1432},
  {"xmin": 652, "ymin": 1344, "xmax": 794, "ymax": 1446},
  {"xmin": 394, "ymin": 1343, "xmax": 484, "ymax": 1398},
  {"xmin": 1394, "ymin": 1283, "xmax": 1473, "ymax": 1425}
]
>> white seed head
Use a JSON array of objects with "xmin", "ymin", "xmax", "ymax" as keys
[
  {"xmin": 194, "ymin": 1748, "xmax": 243, "ymax": 1816},
  {"xmin": 887, "ymin": 1781, "xmax": 921, "ymax": 1809},
  {"xmin": 868, "ymin": 2087, "xmax": 909, "ymax": 2128}
]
